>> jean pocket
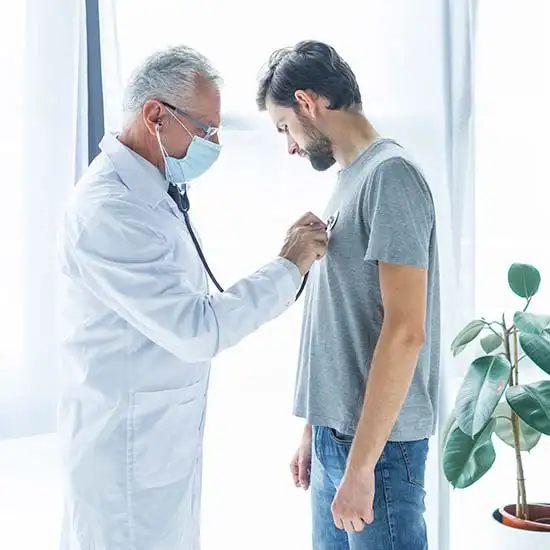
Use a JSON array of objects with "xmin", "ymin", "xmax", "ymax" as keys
[
  {"xmin": 131, "ymin": 385, "xmax": 203, "ymax": 488},
  {"xmin": 398, "ymin": 440, "xmax": 428, "ymax": 490},
  {"xmin": 327, "ymin": 427, "xmax": 354, "ymax": 446}
]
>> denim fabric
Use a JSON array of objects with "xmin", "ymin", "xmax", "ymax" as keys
[{"xmin": 311, "ymin": 426, "xmax": 429, "ymax": 550}]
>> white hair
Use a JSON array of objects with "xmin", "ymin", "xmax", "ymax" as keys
[{"xmin": 122, "ymin": 45, "xmax": 222, "ymax": 126}]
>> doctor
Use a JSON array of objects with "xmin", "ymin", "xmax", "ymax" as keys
[{"xmin": 56, "ymin": 45, "xmax": 327, "ymax": 550}]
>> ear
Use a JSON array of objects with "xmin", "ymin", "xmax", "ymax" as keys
[
  {"xmin": 142, "ymin": 100, "xmax": 164, "ymax": 136},
  {"xmin": 294, "ymin": 90, "xmax": 319, "ymax": 118}
]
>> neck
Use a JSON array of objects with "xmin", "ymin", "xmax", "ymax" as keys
[
  {"xmin": 325, "ymin": 111, "xmax": 380, "ymax": 168},
  {"xmin": 119, "ymin": 124, "xmax": 165, "ymax": 174}
]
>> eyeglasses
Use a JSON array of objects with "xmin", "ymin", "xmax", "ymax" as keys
[{"xmin": 160, "ymin": 101, "xmax": 219, "ymax": 139}]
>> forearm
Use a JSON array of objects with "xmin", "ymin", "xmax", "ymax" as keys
[{"xmin": 347, "ymin": 325, "xmax": 424, "ymax": 473}]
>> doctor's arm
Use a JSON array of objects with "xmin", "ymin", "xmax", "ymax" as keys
[{"xmin": 67, "ymin": 198, "xmax": 315, "ymax": 363}]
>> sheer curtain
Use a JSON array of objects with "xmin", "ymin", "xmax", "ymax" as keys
[
  {"xmin": 0, "ymin": 0, "xmax": 26, "ymax": 437},
  {"xmin": 15, "ymin": 0, "xmax": 89, "ymax": 437},
  {"xmin": 99, "ymin": 2, "xmax": 474, "ymax": 549},
  {"xmin": 0, "ymin": 0, "xmax": 93, "ymax": 547},
  {"xmin": 0, "ymin": 0, "xmax": 90, "ymax": 439}
]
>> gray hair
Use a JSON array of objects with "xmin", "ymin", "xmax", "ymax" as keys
[{"xmin": 122, "ymin": 45, "xmax": 222, "ymax": 125}]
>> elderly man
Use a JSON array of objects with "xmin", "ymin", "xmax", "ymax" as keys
[{"xmin": 56, "ymin": 45, "xmax": 327, "ymax": 550}]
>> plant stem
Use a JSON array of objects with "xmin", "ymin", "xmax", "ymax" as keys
[
  {"xmin": 511, "ymin": 412, "xmax": 528, "ymax": 519},
  {"xmin": 502, "ymin": 316, "xmax": 512, "ymax": 385},
  {"xmin": 513, "ymin": 328, "xmax": 519, "ymax": 386},
  {"xmin": 510, "ymin": 327, "xmax": 528, "ymax": 520}
]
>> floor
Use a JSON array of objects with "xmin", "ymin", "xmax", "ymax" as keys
[{"xmin": 0, "ymin": 434, "xmax": 63, "ymax": 550}]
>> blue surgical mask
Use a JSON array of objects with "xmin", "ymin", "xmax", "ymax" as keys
[{"xmin": 156, "ymin": 110, "xmax": 221, "ymax": 188}]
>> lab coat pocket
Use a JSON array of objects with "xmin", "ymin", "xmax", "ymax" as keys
[{"xmin": 131, "ymin": 385, "xmax": 203, "ymax": 489}]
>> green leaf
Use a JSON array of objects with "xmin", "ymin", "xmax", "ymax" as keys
[
  {"xmin": 514, "ymin": 312, "xmax": 550, "ymax": 335},
  {"xmin": 493, "ymin": 401, "xmax": 541, "ymax": 452},
  {"xmin": 455, "ymin": 355, "xmax": 511, "ymax": 437},
  {"xmin": 443, "ymin": 419, "xmax": 496, "ymax": 489},
  {"xmin": 508, "ymin": 263, "xmax": 541, "ymax": 299},
  {"xmin": 441, "ymin": 409, "xmax": 457, "ymax": 452},
  {"xmin": 519, "ymin": 333, "xmax": 550, "ymax": 375},
  {"xmin": 451, "ymin": 320, "xmax": 485, "ymax": 356},
  {"xmin": 480, "ymin": 333, "xmax": 502, "ymax": 353},
  {"xmin": 506, "ymin": 381, "xmax": 550, "ymax": 435}
]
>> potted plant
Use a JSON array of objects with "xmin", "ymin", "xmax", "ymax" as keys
[{"xmin": 443, "ymin": 263, "xmax": 550, "ymax": 545}]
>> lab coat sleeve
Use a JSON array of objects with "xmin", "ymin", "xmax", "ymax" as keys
[{"xmin": 65, "ymin": 197, "xmax": 301, "ymax": 363}]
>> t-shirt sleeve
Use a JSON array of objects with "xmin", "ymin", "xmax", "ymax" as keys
[{"xmin": 364, "ymin": 157, "xmax": 435, "ymax": 268}]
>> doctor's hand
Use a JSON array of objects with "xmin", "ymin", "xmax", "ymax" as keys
[
  {"xmin": 279, "ymin": 212, "xmax": 328, "ymax": 276},
  {"xmin": 290, "ymin": 424, "xmax": 313, "ymax": 490}
]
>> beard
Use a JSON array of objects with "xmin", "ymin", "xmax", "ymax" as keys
[{"xmin": 296, "ymin": 112, "xmax": 336, "ymax": 171}]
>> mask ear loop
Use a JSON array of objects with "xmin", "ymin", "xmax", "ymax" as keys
[
  {"xmin": 155, "ymin": 123, "xmax": 170, "ymax": 157},
  {"xmin": 155, "ymin": 122, "xmax": 176, "ymax": 183}
]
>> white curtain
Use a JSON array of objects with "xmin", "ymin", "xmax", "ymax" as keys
[
  {"xmin": 0, "ymin": 1, "xmax": 91, "ymax": 547},
  {"xmin": 0, "ymin": 0, "xmax": 89, "ymax": 437},
  {"xmin": 0, "ymin": 0, "xmax": 26, "ymax": 438},
  {"xmin": 439, "ymin": 2, "xmax": 477, "ymax": 549}
]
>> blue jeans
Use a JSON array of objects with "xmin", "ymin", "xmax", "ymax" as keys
[{"xmin": 311, "ymin": 426, "xmax": 429, "ymax": 550}]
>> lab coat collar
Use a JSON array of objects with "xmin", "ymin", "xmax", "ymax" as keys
[{"xmin": 99, "ymin": 133, "xmax": 169, "ymax": 207}]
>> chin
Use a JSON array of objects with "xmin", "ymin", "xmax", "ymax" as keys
[{"xmin": 310, "ymin": 158, "xmax": 336, "ymax": 172}]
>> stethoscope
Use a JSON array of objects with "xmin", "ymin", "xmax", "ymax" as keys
[{"xmin": 170, "ymin": 185, "xmax": 311, "ymax": 301}]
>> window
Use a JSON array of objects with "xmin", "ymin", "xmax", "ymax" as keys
[
  {"xmin": 452, "ymin": 4, "xmax": 550, "ymax": 547},
  {"xmin": 475, "ymin": 0, "xmax": 550, "ymax": 316}
]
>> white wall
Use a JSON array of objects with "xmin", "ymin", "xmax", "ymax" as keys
[{"xmin": 451, "ymin": 2, "xmax": 550, "ymax": 547}]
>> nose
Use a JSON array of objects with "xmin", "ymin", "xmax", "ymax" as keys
[
  {"xmin": 211, "ymin": 134, "xmax": 220, "ymax": 145},
  {"xmin": 287, "ymin": 134, "xmax": 298, "ymax": 156}
]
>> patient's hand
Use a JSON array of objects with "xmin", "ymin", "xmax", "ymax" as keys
[{"xmin": 290, "ymin": 424, "xmax": 312, "ymax": 490}]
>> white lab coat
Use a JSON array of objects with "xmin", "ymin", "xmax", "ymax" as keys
[{"xmin": 56, "ymin": 134, "xmax": 301, "ymax": 550}]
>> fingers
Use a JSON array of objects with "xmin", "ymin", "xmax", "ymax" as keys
[
  {"xmin": 294, "ymin": 211, "xmax": 326, "ymax": 228},
  {"xmin": 298, "ymin": 460, "xmax": 311, "ymax": 490},
  {"xmin": 291, "ymin": 453, "xmax": 311, "ymax": 490},
  {"xmin": 336, "ymin": 517, "xmax": 366, "ymax": 534},
  {"xmin": 290, "ymin": 457, "xmax": 300, "ymax": 487},
  {"xmin": 351, "ymin": 518, "xmax": 366, "ymax": 533},
  {"xmin": 332, "ymin": 499, "xmax": 373, "ymax": 533},
  {"xmin": 293, "ymin": 225, "xmax": 328, "ymax": 260},
  {"xmin": 362, "ymin": 508, "xmax": 374, "ymax": 525},
  {"xmin": 296, "ymin": 225, "xmax": 329, "ymax": 245}
]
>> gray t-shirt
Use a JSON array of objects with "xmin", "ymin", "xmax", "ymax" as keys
[{"xmin": 293, "ymin": 139, "xmax": 440, "ymax": 441}]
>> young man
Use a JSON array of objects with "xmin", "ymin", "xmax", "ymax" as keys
[{"xmin": 257, "ymin": 40, "xmax": 440, "ymax": 550}]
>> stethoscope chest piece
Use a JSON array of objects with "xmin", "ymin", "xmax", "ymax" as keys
[{"xmin": 326, "ymin": 210, "xmax": 339, "ymax": 233}]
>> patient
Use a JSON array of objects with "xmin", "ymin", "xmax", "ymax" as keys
[{"xmin": 256, "ymin": 40, "xmax": 441, "ymax": 550}]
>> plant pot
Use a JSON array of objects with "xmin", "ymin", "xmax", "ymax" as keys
[
  {"xmin": 499, "ymin": 503, "xmax": 550, "ymax": 531},
  {"xmin": 488, "ymin": 504, "xmax": 550, "ymax": 548}
]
